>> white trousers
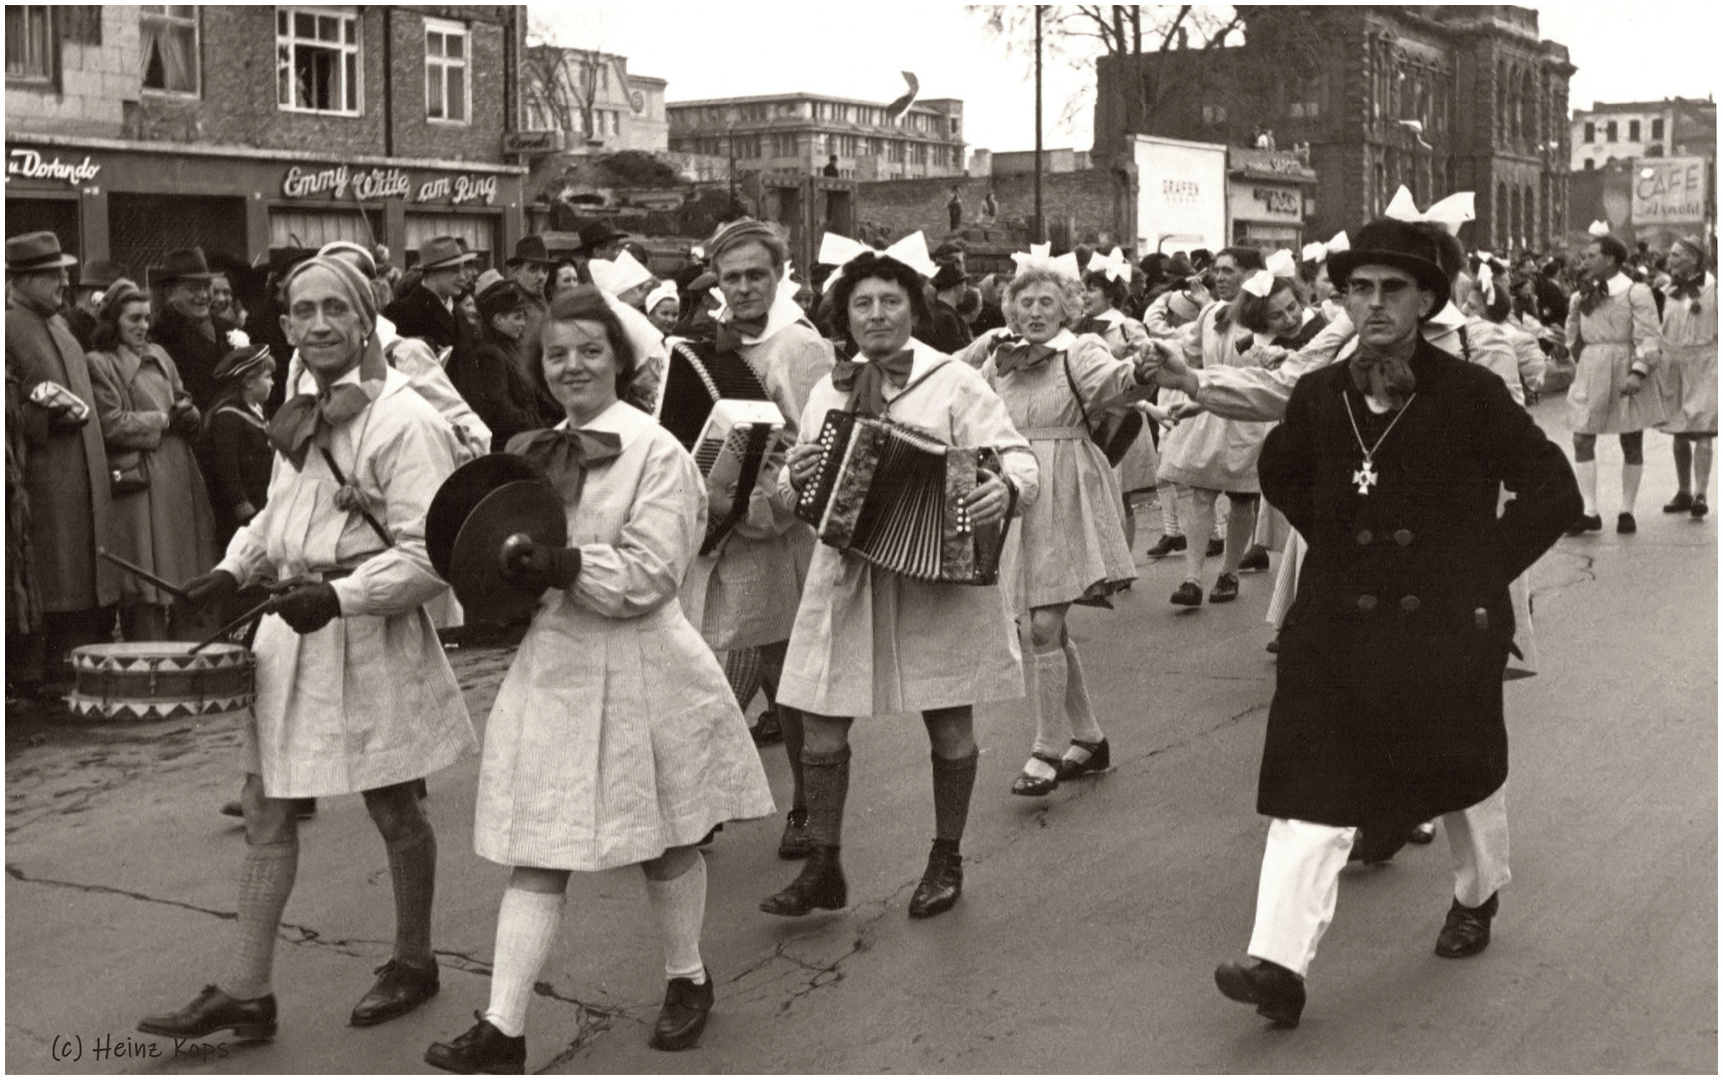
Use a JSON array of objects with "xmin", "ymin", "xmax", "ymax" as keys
[{"xmin": 1246, "ymin": 785, "xmax": 1511, "ymax": 977}]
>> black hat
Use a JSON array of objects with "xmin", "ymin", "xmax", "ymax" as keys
[
  {"xmin": 262, "ymin": 246, "xmax": 315, "ymax": 279},
  {"xmin": 78, "ymin": 259, "xmax": 130, "ymax": 291},
  {"xmin": 1326, "ymin": 218, "xmax": 1452, "ymax": 317},
  {"xmin": 5, "ymin": 231, "xmax": 78, "ymax": 272},
  {"xmin": 507, "ymin": 235, "xmax": 555, "ymax": 266},
  {"xmin": 930, "ymin": 262, "xmax": 968, "ymax": 291},
  {"xmin": 148, "ymin": 247, "xmax": 215, "ymax": 287},
  {"xmin": 576, "ymin": 220, "xmax": 629, "ymax": 254}
]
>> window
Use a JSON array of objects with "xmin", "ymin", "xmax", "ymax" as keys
[
  {"xmin": 1202, "ymin": 103, "xmax": 1227, "ymax": 125},
  {"xmin": 1583, "ymin": 121, "xmax": 1595, "ymax": 142},
  {"xmin": 277, "ymin": 7, "xmax": 360, "ymax": 115},
  {"xmin": 1651, "ymin": 117, "xmax": 1664, "ymax": 139},
  {"xmin": 140, "ymin": 6, "xmax": 197, "ymax": 94},
  {"xmin": 1628, "ymin": 119, "xmax": 1640, "ymax": 142},
  {"xmin": 6, "ymin": 6, "xmax": 54, "ymax": 82},
  {"xmin": 1584, "ymin": 158, "xmax": 1594, "ymax": 170},
  {"xmin": 887, "ymin": 140, "xmax": 903, "ymax": 163},
  {"xmin": 1605, "ymin": 120, "xmax": 1617, "ymax": 142},
  {"xmin": 424, "ymin": 17, "xmax": 467, "ymax": 123}
]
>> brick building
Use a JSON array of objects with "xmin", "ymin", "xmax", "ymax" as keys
[
  {"xmin": 668, "ymin": 93, "xmax": 965, "ymax": 182},
  {"xmin": 1093, "ymin": 4, "xmax": 1574, "ymax": 252},
  {"xmin": 5, "ymin": 5, "xmax": 530, "ymax": 275}
]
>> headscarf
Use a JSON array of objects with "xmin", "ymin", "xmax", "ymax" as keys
[{"xmin": 267, "ymin": 255, "xmax": 388, "ymax": 468}]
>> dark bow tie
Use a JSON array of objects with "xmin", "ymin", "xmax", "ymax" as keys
[
  {"xmin": 1074, "ymin": 315, "xmax": 1112, "ymax": 337},
  {"xmin": 507, "ymin": 427, "xmax": 624, "ymax": 505},
  {"xmin": 831, "ymin": 350, "xmax": 915, "ymax": 416},
  {"xmin": 267, "ymin": 384, "xmax": 372, "ymax": 470},
  {"xmin": 713, "ymin": 315, "xmax": 768, "ymax": 354},
  {"xmin": 992, "ymin": 335, "xmax": 1059, "ymax": 376},
  {"xmin": 1349, "ymin": 348, "xmax": 1417, "ymax": 411},
  {"xmin": 1668, "ymin": 273, "xmax": 1707, "ymax": 307}
]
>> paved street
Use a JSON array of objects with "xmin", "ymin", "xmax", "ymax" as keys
[{"xmin": 5, "ymin": 400, "xmax": 1716, "ymax": 1075}]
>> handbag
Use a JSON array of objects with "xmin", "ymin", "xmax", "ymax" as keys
[
  {"xmin": 1061, "ymin": 353, "xmax": 1143, "ymax": 467},
  {"xmin": 110, "ymin": 449, "xmax": 150, "ymax": 494}
]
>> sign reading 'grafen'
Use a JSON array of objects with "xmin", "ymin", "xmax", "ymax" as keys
[{"xmin": 1631, "ymin": 157, "xmax": 1708, "ymax": 224}]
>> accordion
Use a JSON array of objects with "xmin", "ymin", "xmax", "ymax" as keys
[
  {"xmin": 794, "ymin": 409, "xmax": 1012, "ymax": 585},
  {"xmin": 658, "ymin": 338, "xmax": 786, "ymax": 553}
]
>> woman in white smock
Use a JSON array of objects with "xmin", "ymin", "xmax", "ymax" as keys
[
  {"xmin": 1654, "ymin": 236, "xmax": 1717, "ymax": 518},
  {"xmin": 1077, "ymin": 262, "xmax": 1162, "ymax": 555},
  {"xmin": 426, "ymin": 287, "xmax": 773, "ymax": 1073}
]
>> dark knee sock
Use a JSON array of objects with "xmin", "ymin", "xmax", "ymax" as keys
[
  {"xmin": 780, "ymin": 705, "xmax": 807, "ymax": 809},
  {"xmin": 799, "ymin": 746, "xmax": 850, "ymax": 847},
  {"xmin": 723, "ymin": 647, "xmax": 765, "ymax": 712},
  {"xmin": 385, "ymin": 817, "xmax": 438, "ymax": 969},
  {"xmin": 223, "ymin": 837, "xmax": 299, "ymax": 1000},
  {"xmin": 930, "ymin": 749, "xmax": 980, "ymax": 847}
]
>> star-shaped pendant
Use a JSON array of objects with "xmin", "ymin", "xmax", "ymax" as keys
[{"xmin": 1352, "ymin": 459, "xmax": 1379, "ymax": 495}]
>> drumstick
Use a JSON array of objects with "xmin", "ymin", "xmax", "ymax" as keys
[
  {"xmin": 188, "ymin": 596, "xmax": 276, "ymax": 654},
  {"xmin": 98, "ymin": 548, "xmax": 190, "ymax": 599}
]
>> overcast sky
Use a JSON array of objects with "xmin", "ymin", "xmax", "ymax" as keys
[{"xmin": 533, "ymin": 3, "xmax": 1720, "ymax": 155}]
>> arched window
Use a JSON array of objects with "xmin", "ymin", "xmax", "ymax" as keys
[
  {"xmin": 1510, "ymin": 186, "xmax": 1522, "ymax": 250},
  {"xmin": 1496, "ymin": 181, "xmax": 1509, "ymax": 249}
]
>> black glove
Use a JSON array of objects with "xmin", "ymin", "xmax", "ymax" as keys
[
  {"xmin": 269, "ymin": 583, "xmax": 342, "ymax": 634},
  {"xmin": 498, "ymin": 533, "xmax": 582, "ymax": 592},
  {"xmin": 181, "ymin": 569, "xmax": 240, "ymax": 609}
]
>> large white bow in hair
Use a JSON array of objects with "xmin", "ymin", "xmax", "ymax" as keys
[
  {"xmin": 1587, "ymin": 219, "xmax": 1613, "ymax": 237},
  {"xmin": 1384, "ymin": 185, "xmax": 1475, "ymax": 235},
  {"xmin": 1241, "ymin": 249, "xmax": 1300, "ymax": 297},
  {"xmin": 1301, "ymin": 231, "xmax": 1350, "ymax": 265},
  {"xmin": 589, "ymin": 249, "xmax": 654, "ymax": 297},
  {"xmin": 816, "ymin": 231, "xmax": 938, "ymax": 280},
  {"xmin": 1010, "ymin": 241, "xmax": 1081, "ymax": 280},
  {"xmin": 1091, "ymin": 246, "xmax": 1131, "ymax": 283},
  {"xmin": 1476, "ymin": 261, "xmax": 1497, "ymax": 305}
]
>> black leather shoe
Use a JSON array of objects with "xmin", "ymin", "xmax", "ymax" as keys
[
  {"xmin": 760, "ymin": 845, "xmax": 847, "ymax": 916},
  {"xmin": 350, "ymin": 959, "xmax": 439, "ymax": 1027},
  {"xmin": 777, "ymin": 807, "xmax": 813, "ymax": 860},
  {"xmin": 1692, "ymin": 496, "xmax": 1710, "ymax": 519},
  {"xmin": 137, "ymin": 985, "xmax": 277, "ymax": 1041},
  {"xmin": 1206, "ymin": 537, "xmax": 1225, "ymax": 557},
  {"xmin": 1057, "ymin": 737, "xmax": 1110, "ymax": 781},
  {"xmin": 649, "ymin": 969, "xmax": 714, "ymax": 1051},
  {"xmin": 1265, "ymin": 635, "xmax": 1280, "ymax": 654},
  {"xmin": 1664, "ymin": 492, "xmax": 1693, "ymax": 513},
  {"xmin": 1209, "ymin": 572, "xmax": 1240, "ymax": 603},
  {"xmin": 1348, "ymin": 826, "xmax": 1411, "ymax": 865},
  {"xmin": 1434, "ymin": 892, "xmax": 1498, "ymax": 958},
  {"xmin": 1237, "ymin": 544, "xmax": 1270, "ymax": 572},
  {"xmin": 907, "ymin": 842, "xmax": 962, "ymax": 919},
  {"xmin": 1565, "ymin": 513, "xmax": 1603, "ymax": 535},
  {"xmin": 1616, "ymin": 512, "xmax": 1637, "ymax": 534},
  {"xmin": 1214, "ymin": 959, "xmax": 1305, "ymax": 1026},
  {"xmin": 426, "ymin": 1013, "xmax": 526, "ymax": 1074},
  {"xmin": 1170, "ymin": 580, "xmax": 1203, "ymax": 607},
  {"xmin": 1144, "ymin": 533, "xmax": 1187, "ymax": 558}
]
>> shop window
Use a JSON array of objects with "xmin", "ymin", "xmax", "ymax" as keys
[
  {"xmin": 140, "ymin": 6, "xmax": 198, "ymax": 95},
  {"xmin": 424, "ymin": 17, "xmax": 468, "ymax": 124},
  {"xmin": 6, "ymin": 6, "xmax": 55, "ymax": 83},
  {"xmin": 277, "ymin": 6, "xmax": 360, "ymax": 115}
]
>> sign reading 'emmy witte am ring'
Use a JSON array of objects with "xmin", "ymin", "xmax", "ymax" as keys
[{"xmin": 280, "ymin": 163, "xmax": 498, "ymax": 207}]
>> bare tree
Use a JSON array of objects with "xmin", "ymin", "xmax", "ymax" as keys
[{"xmin": 521, "ymin": 21, "xmax": 606, "ymax": 147}]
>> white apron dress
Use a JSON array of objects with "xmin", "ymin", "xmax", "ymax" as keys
[
  {"xmin": 474, "ymin": 402, "xmax": 774, "ymax": 871},
  {"xmin": 217, "ymin": 367, "xmax": 477, "ymax": 797},
  {"xmin": 963, "ymin": 327, "xmax": 1140, "ymax": 611},
  {"xmin": 1156, "ymin": 302, "xmax": 1273, "ymax": 493},
  {"xmin": 777, "ymin": 341, "xmax": 1040, "ymax": 718},
  {"xmin": 1656, "ymin": 273, "xmax": 1718, "ymax": 436},
  {"xmin": 1564, "ymin": 274, "xmax": 1666, "ymax": 434}
]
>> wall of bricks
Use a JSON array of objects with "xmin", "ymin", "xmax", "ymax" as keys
[
  {"xmin": 854, "ymin": 168, "xmax": 1134, "ymax": 252},
  {"xmin": 388, "ymin": 9, "xmax": 510, "ymax": 162},
  {"xmin": 4, "ymin": 6, "xmax": 138, "ymax": 136}
]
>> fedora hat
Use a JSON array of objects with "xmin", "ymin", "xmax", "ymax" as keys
[
  {"xmin": 1326, "ymin": 218, "xmax": 1451, "ymax": 318},
  {"xmin": 148, "ymin": 247, "xmax": 215, "ymax": 288},
  {"xmin": 426, "ymin": 455, "xmax": 568, "ymax": 626},
  {"xmin": 575, "ymin": 220, "xmax": 630, "ymax": 254},
  {"xmin": 78, "ymin": 259, "xmax": 130, "ymax": 291},
  {"xmin": 930, "ymin": 261, "xmax": 968, "ymax": 291},
  {"xmin": 506, "ymin": 235, "xmax": 555, "ymax": 266},
  {"xmin": 477, "ymin": 279, "xmax": 530, "ymax": 320},
  {"xmin": 417, "ymin": 235, "xmax": 478, "ymax": 271},
  {"xmin": 6, "ymin": 231, "xmax": 79, "ymax": 272}
]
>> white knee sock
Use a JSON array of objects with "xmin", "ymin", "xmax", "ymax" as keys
[
  {"xmin": 1157, "ymin": 482, "xmax": 1183, "ymax": 536},
  {"xmin": 1575, "ymin": 459, "xmax": 1598, "ymax": 515},
  {"xmin": 644, "ymin": 854, "xmax": 708, "ymax": 983},
  {"xmin": 485, "ymin": 888, "xmax": 564, "ymax": 1038},
  {"xmin": 1030, "ymin": 646, "xmax": 1070, "ymax": 761},
  {"xmin": 1621, "ymin": 463, "xmax": 1643, "ymax": 514},
  {"xmin": 1062, "ymin": 635, "xmax": 1104, "ymax": 744}
]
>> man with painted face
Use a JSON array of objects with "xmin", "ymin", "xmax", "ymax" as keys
[
  {"xmin": 1207, "ymin": 218, "xmax": 1579, "ymax": 1028},
  {"xmin": 149, "ymin": 247, "xmax": 232, "ymax": 412},
  {"xmin": 138, "ymin": 254, "xmax": 477, "ymax": 1043}
]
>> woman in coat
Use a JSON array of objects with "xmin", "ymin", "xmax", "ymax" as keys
[
  {"xmin": 1563, "ymin": 233, "xmax": 1664, "ymax": 534},
  {"xmin": 1654, "ymin": 236, "xmax": 1717, "ymax": 518},
  {"xmin": 425, "ymin": 286, "xmax": 774, "ymax": 1073},
  {"xmin": 763, "ymin": 250, "xmax": 1037, "ymax": 923},
  {"xmin": 960, "ymin": 264, "xmax": 1150, "ymax": 797},
  {"xmin": 85, "ymin": 279, "xmax": 221, "ymax": 640}
]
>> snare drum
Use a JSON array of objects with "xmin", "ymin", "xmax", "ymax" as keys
[{"xmin": 66, "ymin": 642, "xmax": 255, "ymax": 721}]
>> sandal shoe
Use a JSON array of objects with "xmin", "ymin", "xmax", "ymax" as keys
[
  {"xmin": 1057, "ymin": 738, "xmax": 1111, "ymax": 781},
  {"xmin": 1010, "ymin": 752, "xmax": 1063, "ymax": 797}
]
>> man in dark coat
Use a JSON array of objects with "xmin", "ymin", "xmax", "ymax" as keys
[
  {"xmin": 923, "ymin": 260, "xmax": 973, "ymax": 353},
  {"xmin": 1207, "ymin": 218, "xmax": 1581, "ymax": 1027},
  {"xmin": 4, "ymin": 232, "xmax": 120, "ymax": 696},
  {"xmin": 149, "ymin": 247, "xmax": 230, "ymax": 412},
  {"xmin": 381, "ymin": 236, "xmax": 473, "ymax": 354}
]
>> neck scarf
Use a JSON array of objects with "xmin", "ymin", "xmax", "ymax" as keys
[
  {"xmin": 712, "ymin": 315, "xmax": 768, "ymax": 354},
  {"xmin": 1349, "ymin": 343, "xmax": 1418, "ymax": 411},
  {"xmin": 992, "ymin": 334, "xmax": 1060, "ymax": 375},
  {"xmin": 1668, "ymin": 272, "xmax": 1708, "ymax": 312},
  {"xmin": 831, "ymin": 349, "xmax": 915, "ymax": 416},
  {"xmin": 508, "ymin": 426, "xmax": 624, "ymax": 506}
]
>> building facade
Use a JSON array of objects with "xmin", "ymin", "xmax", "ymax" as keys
[
  {"xmin": 1094, "ymin": 4, "xmax": 1574, "ymax": 253},
  {"xmin": 5, "ymin": 5, "xmax": 529, "ymax": 275},
  {"xmin": 521, "ymin": 46, "xmax": 668, "ymax": 154},
  {"xmin": 1571, "ymin": 97, "xmax": 1715, "ymax": 171},
  {"xmin": 667, "ymin": 93, "xmax": 965, "ymax": 181}
]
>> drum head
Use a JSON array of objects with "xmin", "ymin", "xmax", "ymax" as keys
[
  {"xmin": 449, "ymin": 480, "xmax": 568, "ymax": 626},
  {"xmin": 427, "ymin": 454, "xmax": 552, "ymax": 581}
]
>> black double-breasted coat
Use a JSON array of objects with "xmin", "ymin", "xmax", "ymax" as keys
[{"xmin": 1256, "ymin": 336, "xmax": 1581, "ymax": 828}]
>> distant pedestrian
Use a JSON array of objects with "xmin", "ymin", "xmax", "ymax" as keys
[
  {"xmin": 383, "ymin": 236, "xmax": 476, "ymax": 355},
  {"xmin": 1654, "ymin": 236, "xmax": 1717, "ymax": 518},
  {"xmin": 981, "ymin": 190, "xmax": 999, "ymax": 225},
  {"xmin": 947, "ymin": 185, "xmax": 964, "ymax": 232},
  {"xmin": 822, "ymin": 154, "xmax": 840, "ymax": 177}
]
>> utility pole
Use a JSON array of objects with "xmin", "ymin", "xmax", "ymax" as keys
[{"xmin": 1034, "ymin": 4, "xmax": 1045, "ymax": 244}]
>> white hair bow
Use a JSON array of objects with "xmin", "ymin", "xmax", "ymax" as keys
[
  {"xmin": 643, "ymin": 280, "xmax": 679, "ymax": 314},
  {"xmin": 589, "ymin": 249, "xmax": 653, "ymax": 297},
  {"xmin": 227, "ymin": 328, "xmax": 251, "ymax": 348},
  {"xmin": 1010, "ymin": 241, "xmax": 1081, "ymax": 281},
  {"xmin": 1092, "ymin": 246, "xmax": 1130, "ymax": 284},
  {"xmin": 816, "ymin": 231, "xmax": 938, "ymax": 280},
  {"xmin": 1476, "ymin": 262, "xmax": 1496, "ymax": 305},
  {"xmin": 1241, "ymin": 249, "xmax": 1300, "ymax": 298},
  {"xmin": 1384, "ymin": 185, "xmax": 1476, "ymax": 235},
  {"xmin": 1588, "ymin": 220, "xmax": 1612, "ymax": 237},
  {"xmin": 1301, "ymin": 231, "xmax": 1350, "ymax": 265}
]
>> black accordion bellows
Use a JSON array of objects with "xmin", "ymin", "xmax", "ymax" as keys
[{"xmin": 794, "ymin": 409, "xmax": 1013, "ymax": 585}]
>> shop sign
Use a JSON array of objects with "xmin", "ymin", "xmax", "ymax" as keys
[
  {"xmin": 6, "ymin": 149, "xmax": 101, "ymax": 187},
  {"xmin": 1631, "ymin": 157, "xmax": 1707, "ymax": 225},
  {"xmin": 1230, "ymin": 179, "xmax": 1302, "ymax": 222},
  {"xmin": 281, "ymin": 163, "xmax": 498, "ymax": 206}
]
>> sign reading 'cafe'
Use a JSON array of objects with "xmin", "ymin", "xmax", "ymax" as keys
[{"xmin": 280, "ymin": 163, "xmax": 498, "ymax": 207}]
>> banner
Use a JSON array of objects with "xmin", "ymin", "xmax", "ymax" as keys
[{"xmin": 1631, "ymin": 157, "xmax": 1708, "ymax": 225}]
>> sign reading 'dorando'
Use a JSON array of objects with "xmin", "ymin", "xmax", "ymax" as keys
[
  {"xmin": 1631, "ymin": 157, "xmax": 1708, "ymax": 224},
  {"xmin": 7, "ymin": 149, "xmax": 101, "ymax": 187},
  {"xmin": 281, "ymin": 164, "xmax": 498, "ymax": 206}
]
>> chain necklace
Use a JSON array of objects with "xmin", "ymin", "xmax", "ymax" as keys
[{"xmin": 1342, "ymin": 391, "xmax": 1417, "ymax": 495}]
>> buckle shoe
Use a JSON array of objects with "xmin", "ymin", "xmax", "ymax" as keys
[
  {"xmin": 1214, "ymin": 959, "xmax": 1305, "ymax": 1026},
  {"xmin": 1434, "ymin": 892, "xmax": 1498, "ymax": 958},
  {"xmin": 1056, "ymin": 737, "xmax": 1110, "ymax": 781},
  {"xmin": 907, "ymin": 842, "xmax": 963, "ymax": 919},
  {"xmin": 351, "ymin": 958, "xmax": 439, "ymax": 1027},
  {"xmin": 137, "ymin": 984, "xmax": 277, "ymax": 1042},
  {"xmin": 760, "ymin": 845, "xmax": 847, "ymax": 916},
  {"xmin": 649, "ymin": 969, "xmax": 714, "ymax": 1051},
  {"xmin": 426, "ymin": 1012, "xmax": 526, "ymax": 1074}
]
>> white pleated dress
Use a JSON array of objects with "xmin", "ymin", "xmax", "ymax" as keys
[
  {"xmin": 1564, "ymin": 274, "xmax": 1665, "ymax": 434},
  {"xmin": 474, "ymin": 401, "xmax": 774, "ymax": 872},
  {"xmin": 1656, "ymin": 273, "xmax": 1718, "ymax": 436}
]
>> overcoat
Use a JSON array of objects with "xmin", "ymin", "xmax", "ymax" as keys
[
  {"xmin": 1257, "ymin": 338, "xmax": 1579, "ymax": 828},
  {"xmin": 5, "ymin": 298, "xmax": 119, "ymax": 611},
  {"xmin": 199, "ymin": 399, "xmax": 274, "ymax": 547},
  {"xmin": 382, "ymin": 282, "xmax": 460, "ymax": 354},
  {"xmin": 150, "ymin": 306, "xmax": 229, "ymax": 412}
]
